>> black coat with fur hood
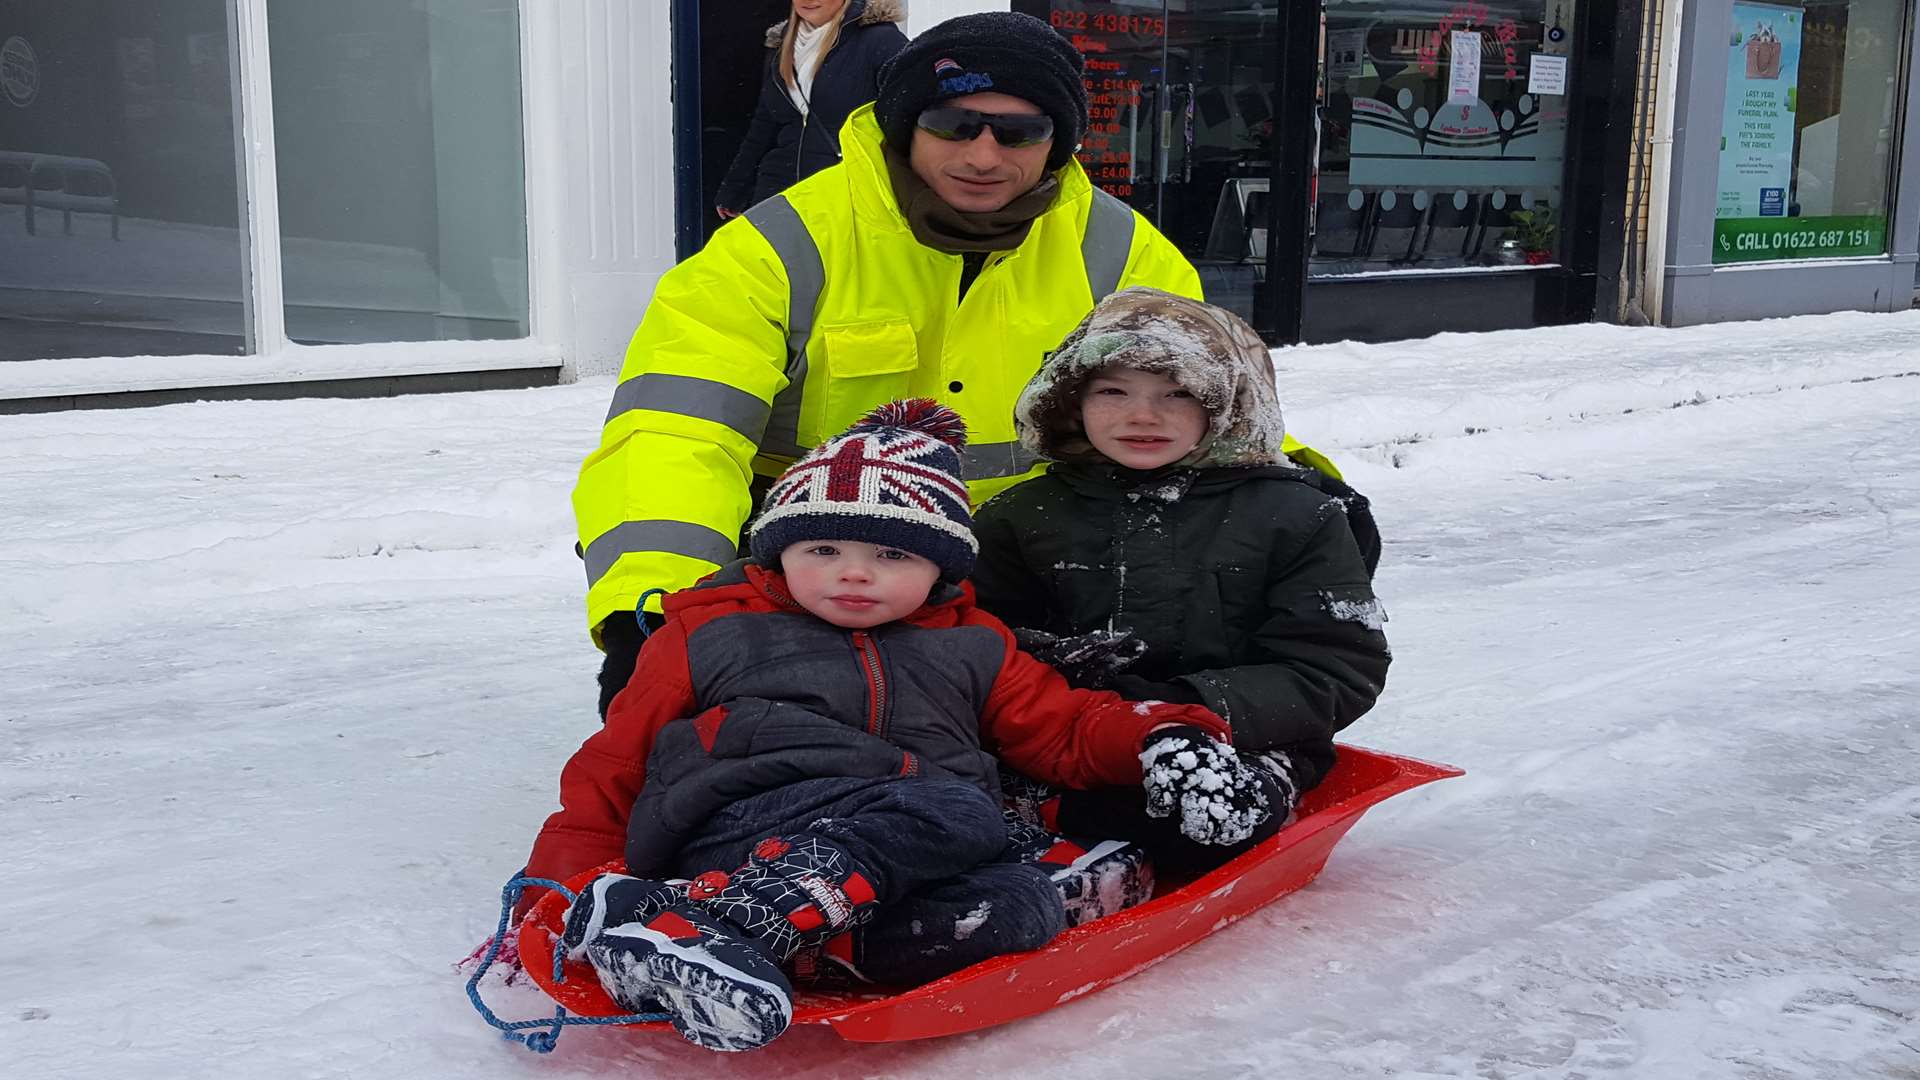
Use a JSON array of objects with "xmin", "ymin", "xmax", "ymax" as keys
[
  {"xmin": 971, "ymin": 288, "xmax": 1391, "ymax": 791},
  {"xmin": 716, "ymin": 0, "xmax": 908, "ymax": 212}
]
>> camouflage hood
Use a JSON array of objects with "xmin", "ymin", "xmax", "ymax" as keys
[{"xmin": 1014, "ymin": 287, "xmax": 1288, "ymax": 468}]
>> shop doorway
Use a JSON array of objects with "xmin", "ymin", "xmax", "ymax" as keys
[
  {"xmin": 691, "ymin": 0, "xmax": 792, "ymax": 249},
  {"xmin": 1012, "ymin": 1, "xmax": 1321, "ymax": 340}
]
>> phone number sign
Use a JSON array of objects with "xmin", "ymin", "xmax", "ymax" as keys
[{"xmin": 1713, "ymin": 214, "xmax": 1885, "ymax": 263}]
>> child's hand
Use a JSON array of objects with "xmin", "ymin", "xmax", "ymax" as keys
[
  {"xmin": 1139, "ymin": 726, "xmax": 1272, "ymax": 845},
  {"xmin": 1015, "ymin": 627, "xmax": 1149, "ymax": 688}
]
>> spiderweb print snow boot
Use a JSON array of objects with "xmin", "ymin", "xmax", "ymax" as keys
[
  {"xmin": 1035, "ymin": 836, "xmax": 1155, "ymax": 927},
  {"xmin": 583, "ymin": 835, "xmax": 880, "ymax": 1051},
  {"xmin": 559, "ymin": 873, "xmax": 686, "ymax": 959},
  {"xmin": 788, "ymin": 930, "xmax": 872, "ymax": 990},
  {"xmin": 586, "ymin": 905, "xmax": 796, "ymax": 1052}
]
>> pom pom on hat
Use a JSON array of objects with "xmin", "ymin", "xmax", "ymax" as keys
[{"xmin": 850, "ymin": 398, "xmax": 970, "ymax": 448}]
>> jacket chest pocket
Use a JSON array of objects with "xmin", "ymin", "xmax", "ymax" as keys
[{"xmin": 818, "ymin": 318, "xmax": 918, "ymax": 432}]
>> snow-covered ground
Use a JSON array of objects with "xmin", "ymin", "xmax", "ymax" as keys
[{"xmin": 4, "ymin": 311, "xmax": 1918, "ymax": 1079}]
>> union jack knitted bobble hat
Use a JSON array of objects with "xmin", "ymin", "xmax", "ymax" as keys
[{"xmin": 749, "ymin": 399, "xmax": 980, "ymax": 582}]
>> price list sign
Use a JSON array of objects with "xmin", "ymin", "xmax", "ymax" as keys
[{"xmin": 1045, "ymin": 2, "xmax": 1167, "ymax": 199}]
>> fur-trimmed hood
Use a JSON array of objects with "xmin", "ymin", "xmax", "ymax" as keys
[
  {"xmin": 764, "ymin": 0, "xmax": 906, "ymax": 48},
  {"xmin": 1014, "ymin": 287, "xmax": 1289, "ymax": 469}
]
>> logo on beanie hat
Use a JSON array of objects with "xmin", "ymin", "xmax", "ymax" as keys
[
  {"xmin": 940, "ymin": 71, "xmax": 996, "ymax": 95},
  {"xmin": 749, "ymin": 400, "xmax": 979, "ymax": 582},
  {"xmin": 931, "ymin": 57, "xmax": 994, "ymax": 96}
]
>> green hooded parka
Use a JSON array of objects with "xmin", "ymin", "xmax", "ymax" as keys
[{"xmin": 971, "ymin": 288, "xmax": 1390, "ymax": 790}]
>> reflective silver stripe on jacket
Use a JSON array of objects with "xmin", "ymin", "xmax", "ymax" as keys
[
  {"xmin": 962, "ymin": 441, "xmax": 1039, "ymax": 482},
  {"xmin": 603, "ymin": 372, "xmax": 771, "ymax": 442},
  {"xmin": 1082, "ymin": 186, "xmax": 1136, "ymax": 302},
  {"xmin": 583, "ymin": 520, "xmax": 741, "ymax": 587},
  {"xmin": 745, "ymin": 195, "xmax": 823, "ymax": 458}
]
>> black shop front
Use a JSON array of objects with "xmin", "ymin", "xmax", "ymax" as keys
[{"xmin": 1014, "ymin": 1, "xmax": 1643, "ymax": 344}]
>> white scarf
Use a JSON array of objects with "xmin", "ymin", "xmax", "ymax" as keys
[{"xmin": 787, "ymin": 20, "xmax": 830, "ymax": 114}]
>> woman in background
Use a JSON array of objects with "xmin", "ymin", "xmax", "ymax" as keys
[{"xmin": 715, "ymin": 0, "xmax": 907, "ymax": 219}]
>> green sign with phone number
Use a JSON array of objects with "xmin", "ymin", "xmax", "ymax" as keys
[{"xmin": 1713, "ymin": 214, "xmax": 1886, "ymax": 263}]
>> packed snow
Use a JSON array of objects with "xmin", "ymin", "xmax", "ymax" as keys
[{"xmin": 4, "ymin": 310, "xmax": 1919, "ymax": 1078}]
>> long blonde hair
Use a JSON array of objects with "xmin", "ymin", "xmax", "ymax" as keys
[{"xmin": 777, "ymin": 5, "xmax": 849, "ymax": 91}]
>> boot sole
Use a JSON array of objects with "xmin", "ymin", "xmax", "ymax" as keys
[{"xmin": 591, "ymin": 925, "xmax": 793, "ymax": 1052}]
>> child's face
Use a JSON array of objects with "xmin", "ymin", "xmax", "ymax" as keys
[
  {"xmin": 1079, "ymin": 367, "xmax": 1211, "ymax": 470},
  {"xmin": 780, "ymin": 540, "xmax": 942, "ymax": 628}
]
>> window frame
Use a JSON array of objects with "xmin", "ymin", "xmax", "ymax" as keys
[
  {"xmin": 1706, "ymin": 0, "xmax": 1917, "ymax": 266},
  {"xmin": 0, "ymin": 0, "xmax": 561, "ymax": 398}
]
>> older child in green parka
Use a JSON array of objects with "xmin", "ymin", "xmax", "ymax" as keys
[{"xmin": 971, "ymin": 287, "xmax": 1392, "ymax": 873}]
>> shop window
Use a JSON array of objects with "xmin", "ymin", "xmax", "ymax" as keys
[
  {"xmin": 1018, "ymin": 0, "xmax": 1283, "ymax": 325},
  {"xmin": 0, "ymin": 0, "xmax": 247, "ymax": 361},
  {"xmin": 266, "ymin": 0, "xmax": 528, "ymax": 344},
  {"xmin": 1712, "ymin": 1, "xmax": 1906, "ymax": 264},
  {"xmin": 1316, "ymin": 1, "xmax": 1577, "ymax": 276}
]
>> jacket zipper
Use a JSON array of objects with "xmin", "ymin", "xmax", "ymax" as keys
[
  {"xmin": 851, "ymin": 630, "xmax": 889, "ymax": 738},
  {"xmin": 794, "ymin": 105, "xmax": 811, "ymax": 184}
]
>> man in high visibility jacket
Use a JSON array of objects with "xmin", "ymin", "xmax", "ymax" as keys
[{"xmin": 575, "ymin": 12, "xmax": 1317, "ymax": 715}]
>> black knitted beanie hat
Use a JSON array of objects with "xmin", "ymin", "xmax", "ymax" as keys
[{"xmin": 874, "ymin": 12, "xmax": 1087, "ymax": 172}]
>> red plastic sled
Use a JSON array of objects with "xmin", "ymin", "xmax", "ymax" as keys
[{"xmin": 519, "ymin": 743, "xmax": 1460, "ymax": 1043}]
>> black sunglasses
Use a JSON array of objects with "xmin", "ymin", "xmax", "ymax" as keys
[{"xmin": 915, "ymin": 106, "xmax": 1055, "ymax": 149}]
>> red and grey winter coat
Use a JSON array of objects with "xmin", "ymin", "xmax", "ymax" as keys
[{"xmin": 523, "ymin": 561, "xmax": 1230, "ymax": 885}]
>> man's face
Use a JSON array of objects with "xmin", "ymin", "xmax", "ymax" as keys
[
  {"xmin": 780, "ymin": 540, "xmax": 941, "ymax": 629},
  {"xmin": 908, "ymin": 92, "xmax": 1055, "ymax": 213}
]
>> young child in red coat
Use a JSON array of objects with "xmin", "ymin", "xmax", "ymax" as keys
[{"xmin": 518, "ymin": 401, "xmax": 1274, "ymax": 1051}]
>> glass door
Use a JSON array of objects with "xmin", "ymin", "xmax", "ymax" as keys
[{"xmin": 1018, "ymin": 0, "xmax": 1314, "ymax": 336}]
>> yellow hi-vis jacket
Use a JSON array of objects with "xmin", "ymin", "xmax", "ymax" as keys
[{"xmin": 574, "ymin": 105, "xmax": 1322, "ymax": 638}]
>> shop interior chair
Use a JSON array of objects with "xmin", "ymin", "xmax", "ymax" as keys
[
  {"xmin": 1468, "ymin": 199, "xmax": 1516, "ymax": 261},
  {"xmin": 1312, "ymin": 190, "xmax": 1373, "ymax": 259},
  {"xmin": 1202, "ymin": 177, "xmax": 1272, "ymax": 263},
  {"xmin": 1242, "ymin": 190, "xmax": 1270, "ymax": 266},
  {"xmin": 1418, "ymin": 192, "xmax": 1481, "ymax": 262},
  {"xmin": 1368, "ymin": 191, "xmax": 1428, "ymax": 264}
]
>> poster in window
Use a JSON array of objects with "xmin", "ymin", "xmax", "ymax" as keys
[
  {"xmin": 1711, "ymin": 2, "xmax": 1885, "ymax": 262},
  {"xmin": 1715, "ymin": 3, "xmax": 1800, "ymax": 221}
]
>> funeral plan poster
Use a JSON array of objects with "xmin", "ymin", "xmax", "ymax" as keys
[{"xmin": 1713, "ymin": 3, "xmax": 1885, "ymax": 262}]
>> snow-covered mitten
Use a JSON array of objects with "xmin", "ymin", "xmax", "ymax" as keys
[
  {"xmin": 560, "ymin": 873, "xmax": 687, "ymax": 958},
  {"xmin": 1139, "ymin": 726, "xmax": 1273, "ymax": 846},
  {"xmin": 586, "ymin": 905, "xmax": 795, "ymax": 1051},
  {"xmin": 1014, "ymin": 627, "xmax": 1149, "ymax": 688}
]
